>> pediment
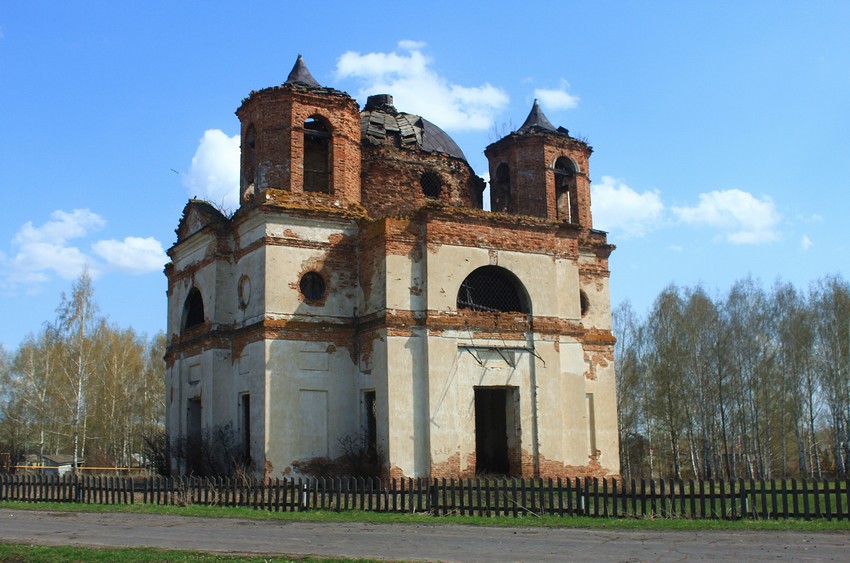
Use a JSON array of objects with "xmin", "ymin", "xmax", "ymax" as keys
[{"xmin": 175, "ymin": 199, "xmax": 228, "ymax": 242}]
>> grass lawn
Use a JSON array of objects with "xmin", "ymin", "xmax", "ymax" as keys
[
  {"xmin": 1, "ymin": 501, "xmax": 848, "ymax": 562},
  {"xmin": 2, "ymin": 500, "xmax": 849, "ymax": 532},
  {"xmin": 0, "ymin": 543, "xmax": 376, "ymax": 562}
]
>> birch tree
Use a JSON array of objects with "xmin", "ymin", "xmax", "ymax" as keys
[{"xmin": 52, "ymin": 269, "xmax": 100, "ymax": 474}]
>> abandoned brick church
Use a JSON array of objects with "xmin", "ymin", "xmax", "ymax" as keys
[{"xmin": 165, "ymin": 55, "xmax": 619, "ymax": 479}]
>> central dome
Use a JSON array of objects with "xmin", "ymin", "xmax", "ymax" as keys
[{"xmin": 360, "ymin": 94, "xmax": 466, "ymax": 161}]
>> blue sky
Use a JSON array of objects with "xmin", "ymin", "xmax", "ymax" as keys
[{"xmin": 1, "ymin": 1, "xmax": 849, "ymax": 351}]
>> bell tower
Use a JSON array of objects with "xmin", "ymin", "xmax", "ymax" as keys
[
  {"xmin": 235, "ymin": 55, "xmax": 362, "ymax": 206},
  {"xmin": 484, "ymin": 100, "xmax": 593, "ymax": 227}
]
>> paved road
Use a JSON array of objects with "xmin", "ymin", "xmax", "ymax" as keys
[{"xmin": 0, "ymin": 509, "xmax": 847, "ymax": 561}]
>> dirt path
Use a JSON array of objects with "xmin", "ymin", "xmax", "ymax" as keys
[{"xmin": 0, "ymin": 509, "xmax": 846, "ymax": 561}]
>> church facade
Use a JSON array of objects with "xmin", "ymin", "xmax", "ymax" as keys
[{"xmin": 165, "ymin": 56, "xmax": 619, "ymax": 479}]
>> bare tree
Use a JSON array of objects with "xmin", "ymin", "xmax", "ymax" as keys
[
  {"xmin": 52, "ymin": 269, "xmax": 100, "ymax": 475},
  {"xmin": 810, "ymin": 275, "xmax": 850, "ymax": 478}
]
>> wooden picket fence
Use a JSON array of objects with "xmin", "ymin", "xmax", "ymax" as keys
[{"xmin": 1, "ymin": 474, "xmax": 848, "ymax": 520}]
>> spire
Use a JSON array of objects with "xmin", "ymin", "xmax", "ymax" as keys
[
  {"xmin": 285, "ymin": 54, "xmax": 321, "ymax": 88},
  {"xmin": 518, "ymin": 99, "xmax": 557, "ymax": 133}
]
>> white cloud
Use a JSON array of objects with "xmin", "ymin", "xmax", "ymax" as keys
[
  {"xmin": 672, "ymin": 189, "xmax": 780, "ymax": 244},
  {"xmin": 397, "ymin": 39, "xmax": 426, "ymax": 51},
  {"xmin": 92, "ymin": 237, "xmax": 167, "ymax": 274},
  {"xmin": 1, "ymin": 209, "xmax": 167, "ymax": 294},
  {"xmin": 801, "ymin": 234, "xmax": 813, "ymax": 250},
  {"xmin": 335, "ymin": 41, "xmax": 509, "ymax": 131},
  {"xmin": 5, "ymin": 209, "xmax": 105, "ymax": 287},
  {"xmin": 183, "ymin": 129, "xmax": 240, "ymax": 211},
  {"xmin": 9, "ymin": 242, "xmax": 93, "ymax": 283},
  {"xmin": 591, "ymin": 176, "xmax": 664, "ymax": 237},
  {"xmin": 14, "ymin": 209, "xmax": 105, "ymax": 246},
  {"xmin": 534, "ymin": 80, "xmax": 580, "ymax": 111}
]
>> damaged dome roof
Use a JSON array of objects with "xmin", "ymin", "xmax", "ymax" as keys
[{"xmin": 360, "ymin": 94, "xmax": 467, "ymax": 161}]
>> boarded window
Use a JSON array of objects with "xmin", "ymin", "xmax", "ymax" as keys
[
  {"xmin": 298, "ymin": 390, "xmax": 328, "ymax": 459},
  {"xmin": 586, "ymin": 393, "xmax": 597, "ymax": 455}
]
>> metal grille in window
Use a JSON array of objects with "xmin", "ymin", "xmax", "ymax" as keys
[
  {"xmin": 457, "ymin": 266, "xmax": 526, "ymax": 313},
  {"xmin": 420, "ymin": 172, "xmax": 442, "ymax": 199}
]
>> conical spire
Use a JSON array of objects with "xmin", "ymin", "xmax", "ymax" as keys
[
  {"xmin": 518, "ymin": 99, "xmax": 557, "ymax": 133},
  {"xmin": 285, "ymin": 54, "xmax": 321, "ymax": 88}
]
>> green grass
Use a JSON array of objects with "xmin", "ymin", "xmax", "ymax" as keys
[
  {"xmin": 0, "ymin": 543, "xmax": 375, "ymax": 562},
  {"xmin": 2, "ymin": 500, "xmax": 849, "ymax": 532}
]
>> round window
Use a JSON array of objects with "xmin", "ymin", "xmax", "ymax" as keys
[{"xmin": 300, "ymin": 271, "xmax": 326, "ymax": 301}]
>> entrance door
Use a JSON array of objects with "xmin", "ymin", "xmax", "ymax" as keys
[{"xmin": 475, "ymin": 387, "xmax": 510, "ymax": 475}]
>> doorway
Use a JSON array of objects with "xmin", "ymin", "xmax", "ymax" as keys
[{"xmin": 474, "ymin": 387, "xmax": 518, "ymax": 475}]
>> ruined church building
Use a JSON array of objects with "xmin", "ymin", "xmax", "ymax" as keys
[{"xmin": 165, "ymin": 56, "xmax": 619, "ymax": 479}]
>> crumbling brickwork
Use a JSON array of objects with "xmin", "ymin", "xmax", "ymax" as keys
[{"xmin": 165, "ymin": 56, "xmax": 619, "ymax": 482}]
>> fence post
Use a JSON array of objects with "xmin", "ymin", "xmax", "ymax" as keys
[{"xmin": 429, "ymin": 478, "xmax": 439, "ymax": 515}]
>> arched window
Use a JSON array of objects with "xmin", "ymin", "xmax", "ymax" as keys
[
  {"xmin": 456, "ymin": 266, "xmax": 530, "ymax": 314},
  {"xmin": 421, "ymin": 171, "xmax": 442, "ymax": 199},
  {"xmin": 303, "ymin": 115, "xmax": 331, "ymax": 193},
  {"xmin": 245, "ymin": 125, "xmax": 256, "ymax": 169},
  {"xmin": 554, "ymin": 157, "xmax": 578, "ymax": 223},
  {"xmin": 182, "ymin": 288, "xmax": 205, "ymax": 332},
  {"xmin": 490, "ymin": 163, "xmax": 511, "ymax": 213},
  {"xmin": 243, "ymin": 124, "xmax": 257, "ymax": 192}
]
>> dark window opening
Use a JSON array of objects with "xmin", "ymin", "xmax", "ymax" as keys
[
  {"xmin": 303, "ymin": 116, "xmax": 331, "ymax": 194},
  {"xmin": 554, "ymin": 157, "xmax": 578, "ymax": 223},
  {"xmin": 421, "ymin": 172, "xmax": 442, "ymax": 199},
  {"xmin": 243, "ymin": 124, "xmax": 256, "ymax": 191},
  {"xmin": 364, "ymin": 390, "xmax": 377, "ymax": 462},
  {"xmin": 475, "ymin": 387, "xmax": 510, "ymax": 475},
  {"xmin": 185, "ymin": 397, "xmax": 203, "ymax": 474},
  {"xmin": 490, "ymin": 163, "xmax": 511, "ymax": 213},
  {"xmin": 457, "ymin": 266, "xmax": 529, "ymax": 313},
  {"xmin": 299, "ymin": 271, "xmax": 326, "ymax": 301},
  {"xmin": 240, "ymin": 393, "xmax": 251, "ymax": 464},
  {"xmin": 187, "ymin": 398, "xmax": 202, "ymax": 446},
  {"xmin": 182, "ymin": 288, "xmax": 205, "ymax": 331},
  {"xmin": 580, "ymin": 290, "xmax": 590, "ymax": 317}
]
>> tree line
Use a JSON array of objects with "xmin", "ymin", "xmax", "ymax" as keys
[
  {"xmin": 614, "ymin": 274, "xmax": 850, "ymax": 482},
  {"xmin": 0, "ymin": 271, "xmax": 165, "ymax": 471},
  {"xmin": 2, "ymin": 271, "xmax": 847, "ymax": 481}
]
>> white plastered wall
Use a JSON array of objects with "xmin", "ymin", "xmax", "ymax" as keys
[{"xmin": 264, "ymin": 339, "xmax": 359, "ymax": 476}]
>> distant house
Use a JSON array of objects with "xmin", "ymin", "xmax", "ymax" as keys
[{"xmin": 43, "ymin": 455, "xmax": 82, "ymax": 477}]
